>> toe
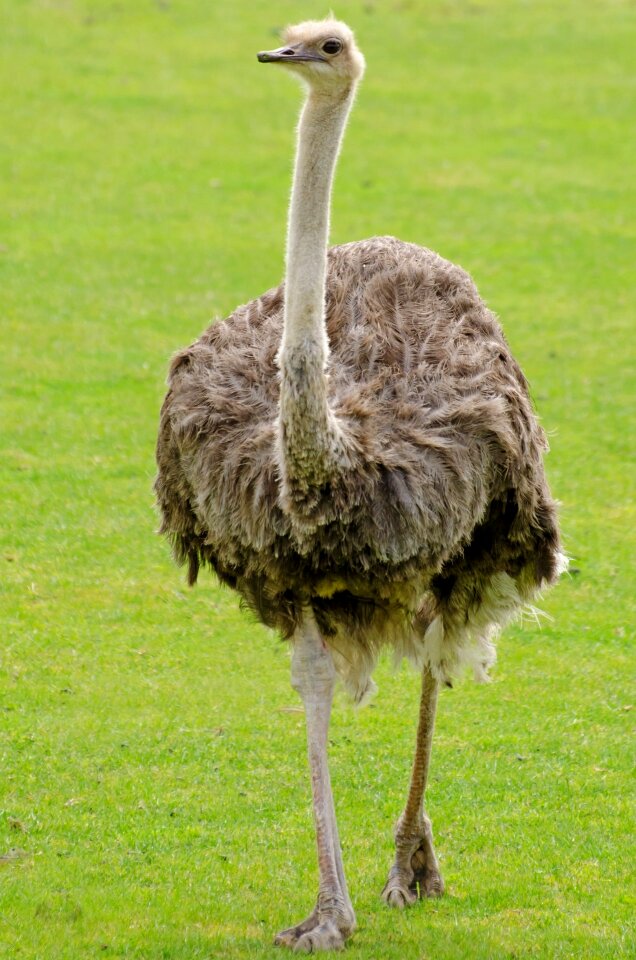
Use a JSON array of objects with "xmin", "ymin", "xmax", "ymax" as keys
[
  {"xmin": 381, "ymin": 879, "xmax": 417, "ymax": 909},
  {"xmin": 275, "ymin": 909, "xmax": 321, "ymax": 948},
  {"xmin": 421, "ymin": 868, "xmax": 445, "ymax": 898},
  {"xmin": 294, "ymin": 920, "xmax": 345, "ymax": 953},
  {"xmin": 275, "ymin": 928, "xmax": 299, "ymax": 948},
  {"xmin": 412, "ymin": 863, "xmax": 444, "ymax": 899}
]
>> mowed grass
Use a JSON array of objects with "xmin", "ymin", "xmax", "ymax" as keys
[{"xmin": 1, "ymin": 0, "xmax": 634, "ymax": 957}]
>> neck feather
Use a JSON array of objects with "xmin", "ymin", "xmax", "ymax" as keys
[
  {"xmin": 282, "ymin": 87, "xmax": 355, "ymax": 352},
  {"xmin": 277, "ymin": 85, "xmax": 357, "ymax": 513}
]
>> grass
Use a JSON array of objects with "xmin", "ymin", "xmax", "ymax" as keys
[{"xmin": 1, "ymin": 0, "xmax": 634, "ymax": 957}]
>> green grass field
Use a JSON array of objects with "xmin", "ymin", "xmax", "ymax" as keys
[{"xmin": 1, "ymin": 1, "xmax": 634, "ymax": 957}]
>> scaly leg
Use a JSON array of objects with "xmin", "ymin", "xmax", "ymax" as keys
[
  {"xmin": 275, "ymin": 613, "xmax": 355, "ymax": 952},
  {"xmin": 382, "ymin": 665, "xmax": 444, "ymax": 907}
]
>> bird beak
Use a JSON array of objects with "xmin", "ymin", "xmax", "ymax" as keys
[{"xmin": 257, "ymin": 44, "xmax": 325, "ymax": 64}]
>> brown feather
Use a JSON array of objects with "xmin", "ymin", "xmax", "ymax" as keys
[{"xmin": 155, "ymin": 236, "xmax": 563, "ymax": 689}]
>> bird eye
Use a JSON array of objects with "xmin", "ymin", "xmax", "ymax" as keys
[{"xmin": 321, "ymin": 38, "xmax": 343, "ymax": 55}]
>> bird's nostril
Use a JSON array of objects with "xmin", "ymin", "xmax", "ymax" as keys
[{"xmin": 282, "ymin": 48, "xmax": 295, "ymax": 56}]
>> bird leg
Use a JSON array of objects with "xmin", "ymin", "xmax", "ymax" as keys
[
  {"xmin": 382, "ymin": 665, "xmax": 444, "ymax": 908},
  {"xmin": 275, "ymin": 613, "xmax": 356, "ymax": 952}
]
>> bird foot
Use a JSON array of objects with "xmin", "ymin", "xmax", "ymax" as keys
[
  {"xmin": 381, "ymin": 835, "xmax": 444, "ymax": 908},
  {"xmin": 275, "ymin": 904, "xmax": 355, "ymax": 952},
  {"xmin": 381, "ymin": 872, "xmax": 418, "ymax": 909}
]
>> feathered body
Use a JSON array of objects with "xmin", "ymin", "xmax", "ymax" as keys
[{"xmin": 156, "ymin": 236, "xmax": 562, "ymax": 698}]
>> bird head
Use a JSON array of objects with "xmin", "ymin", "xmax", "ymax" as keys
[{"xmin": 257, "ymin": 19, "xmax": 365, "ymax": 93}]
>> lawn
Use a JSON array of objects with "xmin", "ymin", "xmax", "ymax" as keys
[{"xmin": 1, "ymin": 0, "xmax": 634, "ymax": 958}]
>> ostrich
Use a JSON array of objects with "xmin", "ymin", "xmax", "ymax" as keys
[{"xmin": 155, "ymin": 18, "xmax": 565, "ymax": 953}]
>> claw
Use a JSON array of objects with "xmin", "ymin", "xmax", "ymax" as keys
[
  {"xmin": 381, "ymin": 877, "xmax": 417, "ymax": 909},
  {"xmin": 294, "ymin": 920, "xmax": 346, "ymax": 952},
  {"xmin": 276, "ymin": 911, "xmax": 352, "ymax": 952}
]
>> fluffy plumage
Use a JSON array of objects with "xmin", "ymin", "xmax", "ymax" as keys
[{"xmin": 155, "ymin": 235, "xmax": 563, "ymax": 697}]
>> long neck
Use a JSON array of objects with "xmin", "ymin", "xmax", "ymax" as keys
[
  {"xmin": 282, "ymin": 87, "xmax": 355, "ymax": 352},
  {"xmin": 277, "ymin": 84, "xmax": 357, "ymax": 514}
]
